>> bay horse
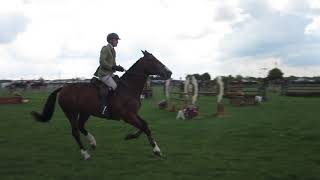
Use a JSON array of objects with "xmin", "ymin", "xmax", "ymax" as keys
[{"xmin": 31, "ymin": 50, "xmax": 172, "ymax": 160}]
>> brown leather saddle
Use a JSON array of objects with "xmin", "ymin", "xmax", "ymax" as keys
[
  {"xmin": 90, "ymin": 76, "xmax": 120, "ymax": 119},
  {"xmin": 90, "ymin": 76, "xmax": 120, "ymax": 94}
]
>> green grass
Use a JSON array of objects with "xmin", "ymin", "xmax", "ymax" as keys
[{"xmin": 0, "ymin": 87, "xmax": 320, "ymax": 180}]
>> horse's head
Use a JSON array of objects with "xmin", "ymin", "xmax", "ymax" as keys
[{"xmin": 139, "ymin": 50, "xmax": 172, "ymax": 79}]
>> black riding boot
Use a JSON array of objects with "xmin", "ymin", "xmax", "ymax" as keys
[{"xmin": 100, "ymin": 87, "xmax": 112, "ymax": 118}]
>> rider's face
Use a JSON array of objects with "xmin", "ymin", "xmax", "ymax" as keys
[{"xmin": 111, "ymin": 39, "xmax": 118, "ymax": 47}]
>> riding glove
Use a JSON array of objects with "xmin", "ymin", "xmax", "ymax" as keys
[{"xmin": 112, "ymin": 65, "xmax": 125, "ymax": 72}]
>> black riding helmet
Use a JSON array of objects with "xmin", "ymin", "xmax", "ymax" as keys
[{"xmin": 107, "ymin": 33, "xmax": 120, "ymax": 43}]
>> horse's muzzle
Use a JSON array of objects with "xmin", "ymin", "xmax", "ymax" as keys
[{"xmin": 160, "ymin": 69, "xmax": 172, "ymax": 79}]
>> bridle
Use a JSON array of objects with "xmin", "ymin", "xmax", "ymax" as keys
[{"xmin": 120, "ymin": 58, "xmax": 170, "ymax": 81}]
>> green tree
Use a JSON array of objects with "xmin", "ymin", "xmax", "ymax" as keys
[
  {"xmin": 227, "ymin": 75, "xmax": 234, "ymax": 81},
  {"xmin": 267, "ymin": 68, "xmax": 284, "ymax": 80},
  {"xmin": 200, "ymin": 73, "xmax": 211, "ymax": 81},
  {"xmin": 38, "ymin": 77, "xmax": 45, "ymax": 83},
  {"xmin": 191, "ymin": 74, "xmax": 201, "ymax": 80},
  {"xmin": 235, "ymin": 75, "xmax": 243, "ymax": 81}
]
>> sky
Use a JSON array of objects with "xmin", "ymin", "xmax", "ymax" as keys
[{"xmin": 0, "ymin": 0, "xmax": 320, "ymax": 80}]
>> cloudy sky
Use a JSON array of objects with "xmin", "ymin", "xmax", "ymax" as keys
[{"xmin": 0, "ymin": 0, "xmax": 320, "ymax": 80}]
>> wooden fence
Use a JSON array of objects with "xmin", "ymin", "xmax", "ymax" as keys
[
  {"xmin": 225, "ymin": 81, "xmax": 266, "ymax": 106},
  {"xmin": 281, "ymin": 82, "xmax": 320, "ymax": 97}
]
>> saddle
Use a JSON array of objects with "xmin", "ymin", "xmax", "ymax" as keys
[
  {"xmin": 91, "ymin": 76, "xmax": 106, "ymax": 88},
  {"xmin": 90, "ymin": 76, "xmax": 120, "ymax": 119},
  {"xmin": 90, "ymin": 76, "xmax": 120, "ymax": 97}
]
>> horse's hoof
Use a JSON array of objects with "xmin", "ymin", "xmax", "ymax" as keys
[
  {"xmin": 81, "ymin": 150, "xmax": 91, "ymax": 160},
  {"xmin": 82, "ymin": 154, "xmax": 91, "ymax": 160},
  {"xmin": 153, "ymin": 151, "xmax": 162, "ymax": 157},
  {"xmin": 84, "ymin": 156, "xmax": 91, "ymax": 160}
]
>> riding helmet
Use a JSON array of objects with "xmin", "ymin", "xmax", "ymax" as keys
[{"xmin": 107, "ymin": 33, "xmax": 120, "ymax": 42}]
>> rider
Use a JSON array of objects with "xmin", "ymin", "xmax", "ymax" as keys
[{"xmin": 94, "ymin": 32, "xmax": 125, "ymax": 116}]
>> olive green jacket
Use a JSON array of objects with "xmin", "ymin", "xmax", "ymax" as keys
[{"xmin": 94, "ymin": 44, "xmax": 116, "ymax": 77}]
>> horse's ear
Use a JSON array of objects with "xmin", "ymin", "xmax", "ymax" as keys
[{"xmin": 141, "ymin": 50, "xmax": 146, "ymax": 56}]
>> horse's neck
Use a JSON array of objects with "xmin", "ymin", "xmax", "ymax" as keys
[{"xmin": 118, "ymin": 74, "xmax": 147, "ymax": 99}]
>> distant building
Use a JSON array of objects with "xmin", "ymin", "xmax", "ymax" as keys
[{"xmin": 0, "ymin": 80, "xmax": 12, "ymax": 88}]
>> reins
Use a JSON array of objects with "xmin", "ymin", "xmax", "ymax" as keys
[
  {"xmin": 116, "ymin": 69, "xmax": 149, "ymax": 89},
  {"xmin": 123, "ymin": 69, "xmax": 149, "ymax": 78}
]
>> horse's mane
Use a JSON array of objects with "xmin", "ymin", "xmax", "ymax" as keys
[
  {"xmin": 120, "ymin": 58, "xmax": 143, "ymax": 79},
  {"xmin": 115, "ymin": 57, "xmax": 148, "ymax": 95}
]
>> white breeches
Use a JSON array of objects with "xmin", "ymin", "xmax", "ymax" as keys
[{"xmin": 99, "ymin": 74, "xmax": 117, "ymax": 90}]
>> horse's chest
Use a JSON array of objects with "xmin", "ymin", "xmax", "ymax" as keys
[{"xmin": 113, "ymin": 97, "xmax": 141, "ymax": 110}]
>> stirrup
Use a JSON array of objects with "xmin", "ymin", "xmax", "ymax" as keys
[{"xmin": 102, "ymin": 106, "xmax": 108, "ymax": 114}]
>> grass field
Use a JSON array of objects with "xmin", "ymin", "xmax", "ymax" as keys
[{"xmin": 0, "ymin": 87, "xmax": 320, "ymax": 180}]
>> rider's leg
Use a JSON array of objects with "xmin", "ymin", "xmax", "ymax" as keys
[
  {"xmin": 99, "ymin": 75, "xmax": 117, "ymax": 115},
  {"xmin": 100, "ymin": 75, "xmax": 117, "ymax": 90}
]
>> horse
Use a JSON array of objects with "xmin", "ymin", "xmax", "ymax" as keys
[{"xmin": 31, "ymin": 50, "xmax": 172, "ymax": 160}]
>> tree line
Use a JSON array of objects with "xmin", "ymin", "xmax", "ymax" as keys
[{"xmin": 147, "ymin": 68, "xmax": 320, "ymax": 82}]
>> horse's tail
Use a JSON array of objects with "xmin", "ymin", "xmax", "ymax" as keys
[{"xmin": 31, "ymin": 87, "xmax": 62, "ymax": 122}]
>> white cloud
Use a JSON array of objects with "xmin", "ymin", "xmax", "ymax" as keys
[
  {"xmin": 0, "ymin": 13, "xmax": 29, "ymax": 44},
  {"xmin": 219, "ymin": 0, "xmax": 320, "ymax": 77},
  {"xmin": 305, "ymin": 0, "xmax": 320, "ymax": 36},
  {"xmin": 268, "ymin": 0, "xmax": 290, "ymax": 12},
  {"xmin": 0, "ymin": 0, "xmax": 319, "ymax": 80},
  {"xmin": 305, "ymin": 16, "xmax": 320, "ymax": 35}
]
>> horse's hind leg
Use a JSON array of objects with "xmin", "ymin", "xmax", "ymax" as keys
[
  {"xmin": 125, "ymin": 130, "xmax": 142, "ymax": 140},
  {"xmin": 64, "ymin": 111, "xmax": 90, "ymax": 160},
  {"xmin": 78, "ymin": 113, "xmax": 96, "ymax": 150}
]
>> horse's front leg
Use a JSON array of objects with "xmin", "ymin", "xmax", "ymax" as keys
[
  {"xmin": 123, "ymin": 113, "xmax": 162, "ymax": 156},
  {"xmin": 137, "ymin": 116, "xmax": 162, "ymax": 156}
]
